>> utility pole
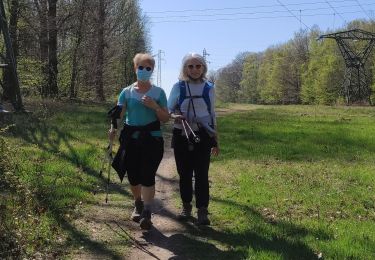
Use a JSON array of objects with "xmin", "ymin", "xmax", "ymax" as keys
[
  {"xmin": 203, "ymin": 48, "xmax": 210, "ymax": 63},
  {"xmin": 156, "ymin": 50, "xmax": 164, "ymax": 88}
]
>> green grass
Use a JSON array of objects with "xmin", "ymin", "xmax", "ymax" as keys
[
  {"xmin": 1, "ymin": 101, "xmax": 116, "ymax": 258},
  {"xmin": 1, "ymin": 102, "xmax": 374, "ymax": 259},
  {"xmin": 205, "ymin": 105, "xmax": 375, "ymax": 259}
]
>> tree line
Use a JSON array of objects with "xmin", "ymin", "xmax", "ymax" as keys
[
  {"xmin": 215, "ymin": 20, "xmax": 375, "ymax": 105},
  {"xmin": 0, "ymin": 0, "xmax": 149, "ymax": 105},
  {"xmin": 1, "ymin": 2, "xmax": 374, "ymax": 107}
]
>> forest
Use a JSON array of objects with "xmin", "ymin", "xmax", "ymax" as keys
[
  {"xmin": 0, "ymin": 0, "xmax": 149, "ymax": 109},
  {"xmin": 1, "ymin": 2, "xmax": 375, "ymax": 109},
  {"xmin": 214, "ymin": 20, "xmax": 375, "ymax": 105}
]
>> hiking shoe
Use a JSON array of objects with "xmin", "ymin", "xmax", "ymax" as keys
[
  {"xmin": 131, "ymin": 200, "xmax": 144, "ymax": 222},
  {"xmin": 139, "ymin": 209, "xmax": 152, "ymax": 230},
  {"xmin": 197, "ymin": 207, "xmax": 210, "ymax": 225},
  {"xmin": 178, "ymin": 203, "xmax": 192, "ymax": 220}
]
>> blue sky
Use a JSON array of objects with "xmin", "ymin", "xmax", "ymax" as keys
[{"xmin": 139, "ymin": 0, "xmax": 375, "ymax": 97}]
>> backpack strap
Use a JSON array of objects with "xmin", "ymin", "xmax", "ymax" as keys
[
  {"xmin": 202, "ymin": 82, "xmax": 212, "ymax": 115},
  {"xmin": 178, "ymin": 80, "xmax": 212, "ymax": 114},
  {"xmin": 178, "ymin": 81, "xmax": 187, "ymax": 109}
]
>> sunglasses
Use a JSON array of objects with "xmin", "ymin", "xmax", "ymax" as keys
[
  {"xmin": 187, "ymin": 64, "xmax": 203, "ymax": 69},
  {"xmin": 138, "ymin": 66, "xmax": 152, "ymax": 71}
]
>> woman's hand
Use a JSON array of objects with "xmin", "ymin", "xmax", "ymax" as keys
[
  {"xmin": 142, "ymin": 95, "xmax": 170, "ymax": 123},
  {"xmin": 211, "ymin": 146, "xmax": 220, "ymax": 156},
  {"xmin": 171, "ymin": 113, "xmax": 185, "ymax": 124},
  {"xmin": 108, "ymin": 128, "xmax": 117, "ymax": 142},
  {"xmin": 141, "ymin": 95, "xmax": 158, "ymax": 110}
]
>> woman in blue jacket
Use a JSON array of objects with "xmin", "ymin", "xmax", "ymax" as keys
[{"xmin": 168, "ymin": 53, "xmax": 219, "ymax": 225}]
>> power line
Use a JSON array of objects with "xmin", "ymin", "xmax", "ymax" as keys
[
  {"xmin": 278, "ymin": 0, "xmax": 311, "ymax": 30},
  {"xmin": 355, "ymin": 0, "xmax": 372, "ymax": 19},
  {"xmin": 325, "ymin": 0, "xmax": 347, "ymax": 23},
  {"xmin": 151, "ymin": 10, "xmax": 365, "ymax": 24},
  {"xmin": 148, "ymin": 3, "xmax": 375, "ymax": 19},
  {"xmin": 144, "ymin": 0, "xmax": 355, "ymax": 14}
]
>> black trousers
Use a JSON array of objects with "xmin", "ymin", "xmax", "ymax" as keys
[
  {"xmin": 172, "ymin": 128, "xmax": 211, "ymax": 208},
  {"xmin": 125, "ymin": 136, "xmax": 164, "ymax": 187}
]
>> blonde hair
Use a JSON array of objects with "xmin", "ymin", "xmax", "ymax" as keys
[
  {"xmin": 133, "ymin": 53, "xmax": 155, "ymax": 68},
  {"xmin": 179, "ymin": 53, "xmax": 207, "ymax": 81}
]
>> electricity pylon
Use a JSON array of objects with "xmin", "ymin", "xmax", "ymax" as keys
[
  {"xmin": 203, "ymin": 48, "xmax": 210, "ymax": 63},
  {"xmin": 156, "ymin": 50, "xmax": 164, "ymax": 88},
  {"xmin": 319, "ymin": 29, "xmax": 375, "ymax": 104}
]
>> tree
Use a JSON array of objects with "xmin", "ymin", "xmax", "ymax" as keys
[
  {"xmin": 2, "ymin": 0, "xmax": 20, "ymax": 101},
  {"xmin": 69, "ymin": 0, "xmax": 87, "ymax": 99},
  {"xmin": 207, "ymin": 69, "xmax": 218, "ymax": 83},
  {"xmin": 257, "ymin": 47, "xmax": 282, "ymax": 104},
  {"xmin": 93, "ymin": 0, "xmax": 106, "ymax": 101},
  {"xmin": 47, "ymin": 0, "xmax": 58, "ymax": 97},
  {"xmin": 240, "ymin": 53, "xmax": 262, "ymax": 103},
  {"xmin": 32, "ymin": 0, "xmax": 49, "ymax": 96},
  {"xmin": 301, "ymin": 39, "xmax": 344, "ymax": 104},
  {"xmin": 216, "ymin": 52, "xmax": 250, "ymax": 102},
  {"xmin": 0, "ymin": 0, "xmax": 23, "ymax": 110}
]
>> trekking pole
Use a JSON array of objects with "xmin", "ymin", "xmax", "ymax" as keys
[
  {"xmin": 103, "ymin": 104, "xmax": 122, "ymax": 203},
  {"xmin": 105, "ymin": 140, "xmax": 114, "ymax": 203},
  {"xmin": 181, "ymin": 119, "xmax": 194, "ymax": 151},
  {"xmin": 181, "ymin": 119, "xmax": 190, "ymax": 138},
  {"xmin": 99, "ymin": 145, "xmax": 109, "ymax": 177},
  {"xmin": 182, "ymin": 119, "xmax": 200, "ymax": 143},
  {"xmin": 104, "ymin": 125, "xmax": 115, "ymax": 202},
  {"xmin": 99, "ymin": 133, "xmax": 115, "ymax": 177}
]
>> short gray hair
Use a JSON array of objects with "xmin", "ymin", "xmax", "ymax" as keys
[
  {"xmin": 133, "ymin": 53, "xmax": 155, "ymax": 68},
  {"xmin": 179, "ymin": 53, "xmax": 207, "ymax": 81}
]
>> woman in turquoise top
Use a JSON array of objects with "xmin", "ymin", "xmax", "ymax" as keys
[{"xmin": 109, "ymin": 53, "xmax": 169, "ymax": 230}]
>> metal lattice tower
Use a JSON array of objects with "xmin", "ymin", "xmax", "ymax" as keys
[
  {"xmin": 319, "ymin": 29, "xmax": 375, "ymax": 104},
  {"xmin": 203, "ymin": 48, "xmax": 210, "ymax": 63},
  {"xmin": 156, "ymin": 50, "xmax": 164, "ymax": 88}
]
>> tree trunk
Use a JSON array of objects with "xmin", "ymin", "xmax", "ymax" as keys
[
  {"xmin": 69, "ymin": 0, "xmax": 86, "ymax": 99},
  {"xmin": 34, "ymin": 0, "xmax": 49, "ymax": 97},
  {"xmin": 2, "ymin": 0, "xmax": 20, "ymax": 101},
  {"xmin": 9, "ymin": 0, "xmax": 19, "ymax": 58},
  {"xmin": 0, "ymin": 0, "xmax": 23, "ymax": 111},
  {"xmin": 94, "ymin": 0, "xmax": 105, "ymax": 101},
  {"xmin": 47, "ymin": 0, "xmax": 58, "ymax": 97}
]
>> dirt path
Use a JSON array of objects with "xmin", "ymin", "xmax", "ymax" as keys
[
  {"xmin": 69, "ymin": 131, "xmax": 198, "ymax": 259},
  {"xmin": 125, "ymin": 138, "xmax": 188, "ymax": 260}
]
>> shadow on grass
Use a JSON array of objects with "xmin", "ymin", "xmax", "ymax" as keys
[
  {"xmin": 4, "ymin": 105, "xmax": 354, "ymax": 259},
  {"xmin": 131, "ymin": 194, "xmax": 324, "ymax": 259},
  {"xmin": 218, "ymin": 110, "xmax": 375, "ymax": 162},
  {"xmin": 140, "ymin": 207, "xmax": 319, "ymax": 260},
  {"xmin": 5, "ymin": 110, "xmax": 133, "ymax": 257},
  {"xmin": 208, "ymin": 197, "xmax": 331, "ymax": 258}
]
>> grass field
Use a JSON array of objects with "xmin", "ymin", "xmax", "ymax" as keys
[
  {"xmin": 1, "ymin": 102, "xmax": 374, "ymax": 259},
  {"xmin": 1, "ymin": 101, "xmax": 112, "ymax": 258},
  {"xmin": 205, "ymin": 104, "xmax": 375, "ymax": 259}
]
